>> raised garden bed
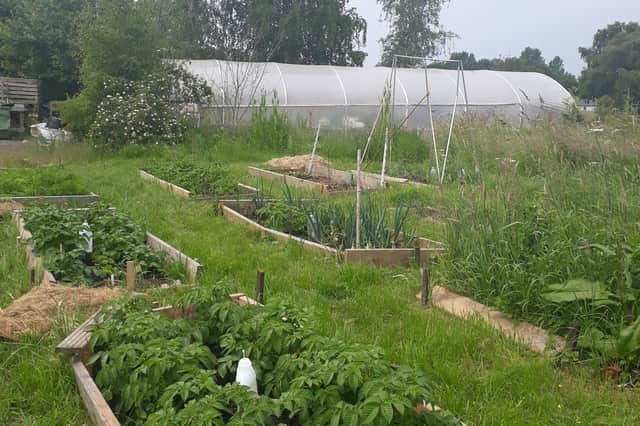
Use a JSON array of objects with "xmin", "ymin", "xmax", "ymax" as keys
[
  {"xmin": 15, "ymin": 203, "xmax": 201, "ymax": 287},
  {"xmin": 56, "ymin": 288, "xmax": 460, "ymax": 425},
  {"xmin": 250, "ymin": 162, "xmax": 380, "ymax": 194},
  {"xmin": 140, "ymin": 160, "xmax": 256, "ymax": 199},
  {"xmin": 219, "ymin": 198, "xmax": 446, "ymax": 267},
  {"xmin": 0, "ymin": 166, "xmax": 99, "ymax": 205}
]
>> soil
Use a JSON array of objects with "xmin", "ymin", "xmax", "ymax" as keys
[
  {"xmin": 266, "ymin": 154, "xmax": 329, "ymax": 173},
  {"xmin": 0, "ymin": 283, "xmax": 121, "ymax": 340},
  {"xmin": 288, "ymin": 171, "xmax": 353, "ymax": 192}
]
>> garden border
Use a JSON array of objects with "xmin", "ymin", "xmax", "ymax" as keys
[
  {"xmin": 139, "ymin": 169, "xmax": 192, "ymax": 198},
  {"xmin": 1, "ymin": 192, "xmax": 100, "ymax": 206},
  {"xmin": 419, "ymin": 286, "xmax": 567, "ymax": 356},
  {"xmin": 12, "ymin": 209, "xmax": 202, "ymax": 285},
  {"xmin": 139, "ymin": 169, "xmax": 259, "ymax": 199},
  {"xmin": 55, "ymin": 293, "xmax": 258, "ymax": 426},
  {"xmin": 219, "ymin": 200, "xmax": 447, "ymax": 267}
]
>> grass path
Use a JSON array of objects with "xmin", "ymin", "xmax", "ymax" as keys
[
  {"xmin": 66, "ymin": 157, "xmax": 639, "ymax": 425},
  {"xmin": 1, "ymin": 143, "xmax": 639, "ymax": 424}
]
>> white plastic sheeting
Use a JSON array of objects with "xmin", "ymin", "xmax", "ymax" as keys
[{"xmin": 180, "ymin": 60, "xmax": 573, "ymax": 129}]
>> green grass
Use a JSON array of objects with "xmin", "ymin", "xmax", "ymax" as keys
[
  {"xmin": 1, "ymin": 125, "xmax": 640, "ymax": 424},
  {"xmin": 0, "ymin": 216, "xmax": 30, "ymax": 308},
  {"xmin": 0, "ymin": 166, "xmax": 88, "ymax": 196},
  {"xmin": 0, "ymin": 215, "xmax": 89, "ymax": 425}
]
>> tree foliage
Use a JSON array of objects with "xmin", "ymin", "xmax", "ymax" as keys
[
  {"xmin": 579, "ymin": 21, "xmax": 640, "ymax": 105},
  {"xmin": 378, "ymin": 0, "xmax": 451, "ymax": 67},
  {"xmin": 56, "ymin": 0, "xmax": 165, "ymax": 134},
  {"xmin": 0, "ymin": 0, "xmax": 88, "ymax": 104},
  {"xmin": 143, "ymin": 0, "xmax": 368, "ymax": 66},
  {"xmin": 441, "ymin": 48, "xmax": 578, "ymax": 92}
]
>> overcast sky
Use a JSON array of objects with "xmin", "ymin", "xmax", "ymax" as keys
[{"xmin": 350, "ymin": 0, "xmax": 638, "ymax": 75}]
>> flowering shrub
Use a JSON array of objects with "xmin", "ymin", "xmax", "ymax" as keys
[
  {"xmin": 89, "ymin": 77, "xmax": 185, "ymax": 150},
  {"xmin": 88, "ymin": 65, "xmax": 212, "ymax": 151}
]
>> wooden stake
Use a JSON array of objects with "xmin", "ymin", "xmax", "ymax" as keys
[
  {"xmin": 414, "ymin": 247, "xmax": 421, "ymax": 266},
  {"xmin": 421, "ymin": 267, "xmax": 430, "ymax": 306},
  {"xmin": 380, "ymin": 127, "xmax": 389, "ymax": 188},
  {"xmin": 355, "ymin": 149, "xmax": 361, "ymax": 249},
  {"xmin": 256, "ymin": 269, "xmax": 265, "ymax": 304},
  {"xmin": 126, "ymin": 261, "xmax": 135, "ymax": 291},
  {"xmin": 30, "ymin": 267, "xmax": 36, "ymax": 286}
]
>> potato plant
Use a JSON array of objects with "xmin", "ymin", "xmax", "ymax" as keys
[
  {"xmin": 22, "ymin": 203, "xmax": 172, "ymax": 286},
  {"xmin": 87, "ymin": 289, "xmax": 460, "ymax": 425}
]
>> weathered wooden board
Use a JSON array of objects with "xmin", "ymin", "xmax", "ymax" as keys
[
  {"xmin": 72, "ymin": 359, "xmax": 121, "ymax": 426},
  {"xmin": 2, "ymin": 193, "xmax": 99, "ymax": 206},
  {"xmin": 220, "ymin": 204, "xmax": 339, "ymax": 257},
  {"xmin": 56, "ymin": 312, "xmax": 99, "ymax": 356},
  {"xmin": 0, "ymin": 77, "xmax": 39, "ymax": 105},
  {"xmin": 355, "ymin": 170, "xmax": 409, "ymax": 184},
  {"xmin": 13, "ymin": 212, "xmax": 56, "ymax": 286},
  {"xmin": 420, "ymin": 286, "xmax": 566, "ymax": 356},
  {"xmin": 237, "ymin": 183, "xmax": 259, "ymax": 195},
  {"xmin": 344, "ymin": 247, "xmax": 447, "ymax": 267},
  {"xmin": 139, "ymin": 170, "xmax": 192, "ymax": 198},
  {"xmin": 146, "ymin": 232, "xmax": 202, "ymax": 282},
  {"xmin": 248, "ymin": 166, "xmax": 327, "ymax": 193}
]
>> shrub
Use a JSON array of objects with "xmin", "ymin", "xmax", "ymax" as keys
[{"xmin": 88, "ymin": 77, "xmax": 186, "ymax": 151}]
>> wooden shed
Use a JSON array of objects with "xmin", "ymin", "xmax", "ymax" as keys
[{"xmin": 0, "ymin": 76, "xmax": 40, "ymax": 135}]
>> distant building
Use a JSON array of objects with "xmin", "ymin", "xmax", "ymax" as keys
[
  {"xmin": 578, "ymin": 99, "xmax": 596, "ymax": 112},
  {"xmin": 0, "ymin": 76, "xmax": 40, "ymax": 137}
]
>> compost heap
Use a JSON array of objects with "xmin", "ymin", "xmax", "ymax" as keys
[{"xmin": 266, "ymin": 154, "xmax": 329, "ymax": 173}]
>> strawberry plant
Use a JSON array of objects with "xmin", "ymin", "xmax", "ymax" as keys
[
  {"xmin": 21, "ymin": 203, "xmax": 178, "ymax": 286},
  {"xmin": 145, "ymin": 160, "xmax": 236, "ymax": 197},
  {"xmin": 87, "ymin": 287, "xmax": 460, "ymax": 425}
]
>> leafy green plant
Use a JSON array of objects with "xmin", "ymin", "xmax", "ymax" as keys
[
  {"xmin": 145, "ymin": 159, "xmax": 236, "ymax": 197},
  {"xmin": 21, "ymin": 203, "xmax": 174, "ymax": 286},
  {"xmin": 0, "ymin": 167, "xmax": 87, "ymax": 196},
  {"xmin": 249, "ymin": 95, "xmax": 291, "ymax": 152},
  {"xmin": 87, "ymin": 289, "xmax": 458, "ymax": 425}
]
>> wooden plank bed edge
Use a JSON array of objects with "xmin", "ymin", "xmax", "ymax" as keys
[
  {"xmin": 1, "ymin": 193, "xmax": 99, "ymax": 206},
  {"xmin": 146, "ymin": 232, "xmax": 202, "ymax": 282},
  {"xmin": 248, "ymin": 166, "xmax": 326, "ymax": 193},
  {"xmin": 71, "ymin": 358, "xmax": 121, "ymax": 426},
  {"xmin": 220, "ymin": 204, "xmax": 339, "ymax": 257},
  {"xmin": 138, "ymin": 169, "xmax": 192, "ymax": 199}
]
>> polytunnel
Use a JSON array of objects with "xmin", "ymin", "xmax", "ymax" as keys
[{"xmin": 180, "ymin": 60, "xmax": 574, "ymax": 129}]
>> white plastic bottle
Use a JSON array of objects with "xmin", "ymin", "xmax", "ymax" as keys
[{"xmin": 235, "ymin": 350, "xmax": 258, "ymax": 393}]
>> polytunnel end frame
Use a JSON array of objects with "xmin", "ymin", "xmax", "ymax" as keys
[{"xmin": 377, "ymin": 55, "xmax": 469, "ymax": 185}]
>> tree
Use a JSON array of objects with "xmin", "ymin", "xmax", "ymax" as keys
[
  {"xmin": 143, "ymin": 0, "xmax": 368, "ymax": 66},
  {"xmin": 0, "ymin": 0, "xmax": 88, "ymax": 104},
  {"xmin": 378, "ymin": 0, "xmax": 451, "ymax": 67},
  {"xmin": 143, "ymin": 0, "xmax": 214, "ymax": 59},
  {"xmin": 56, "ymin": 0, "xmax": 165, "ymax": 133},
  {"xmin": 547, "ymin": 56, "xmax": 578, "ymax": 93},
  {"xmin": 247, "ymin": 0, "xmax": 367, "ymax": 66},
  {"xmin": 439, "ymin": 48, "xmax": 578, "ymax": 92},
  {"xmin": 579, "ymin": 21, "xmax": 640, "ymax": 105}
]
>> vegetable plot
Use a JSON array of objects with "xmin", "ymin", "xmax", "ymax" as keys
[
  {"xmin": 87, "ymin": 288, "xmax": 460, "ymax": 425},
  {"xmin": 21, "ymin": 203, "xmax": 182, "ymax": 287},
  {"xmin": 253, "ymin": 189, "xmax": 417, "ymax": 251},
  {"xmin": 0, "ymin": 167, "xmax": 88, "ymax": 196},
  {"xmin": 143, "ymin": 160, "xmax": 236, "ymax": 197}
]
